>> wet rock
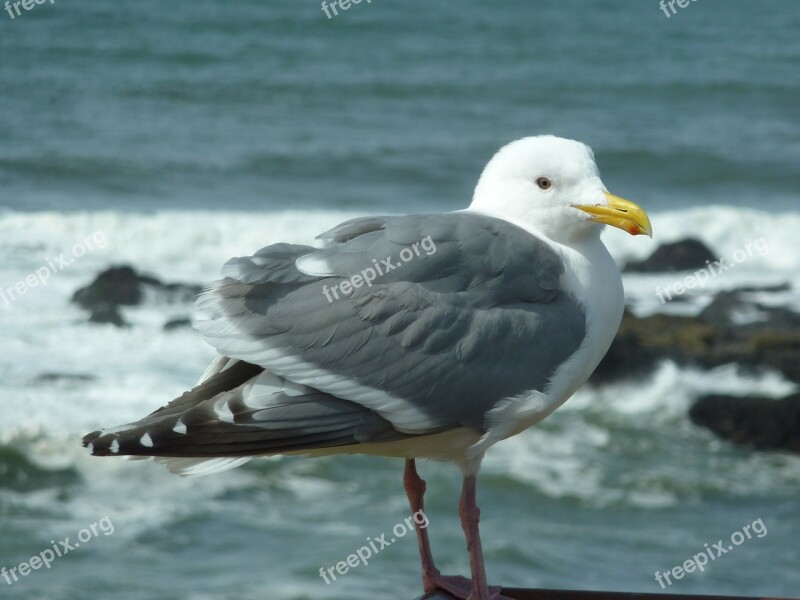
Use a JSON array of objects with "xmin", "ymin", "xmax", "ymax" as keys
[
  {"xmin": 689, "ymin": 393, "xmax": 800, "ymax": 453},
  {"xmin": 624, "ymin": 238, "xmax": 716, "ymax": 273},
  {"xmin": 32, "ymin": 373, "xmax": 96, "ymax": 385},
  {"xmin": 592, "ymin": 311, "xmax": 717, "ymax": 384},
  {"xmin": 72, "ymin": 266, "xmax": 147, "ymax": 308},
  {"xmin": 732, "ymin": 283, "xmax": 791, "ymax": 294},
  {"xmin": 698, "ymin": 290, "xmax": 762, "ymax": 328},
  {"xmin": 592, "ymin": 310, "xmax": 662, "ymax": 384},
  {"xmin": 698, "ymin": 289, "xmax": 800, "ymax": 330},
  {"xmin": 164, "ymin": 317, "xmax": 192, "ymax": 331},
  {"xmin": 592, "ymin": 291, "xmax": 800, "ymax": 385},
  {"xmin": 72, "ymin": 265, "xmax": 202, "ymax": 327},
  {"xmin": 88, "ymin": 304, "xmax": 128, "ymax": 327}
]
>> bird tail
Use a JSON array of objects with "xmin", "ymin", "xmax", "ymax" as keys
[{"xmin": 82, "ymin": 358, "xmax": 405, "ymax": 475}]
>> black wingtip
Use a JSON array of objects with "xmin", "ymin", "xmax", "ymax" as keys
[
  {"xmin": 82, "ymin": 430, "xmax": 102, "ymax": 450},
  {"xmin": 82, "ymin": 430, "xmax": 122, "ymax": 456}
]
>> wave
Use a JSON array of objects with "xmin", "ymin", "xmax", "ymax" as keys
[
  {"xmin": 603, "ymin": 204, "xmax": 800, "ymax": 271},
  {"xmin": 1, "ymin": 205, "xmax": 799, "ymax": 280}
]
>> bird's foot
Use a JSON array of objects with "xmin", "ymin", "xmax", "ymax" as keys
[
  {"xmin": 426, "ymin": 574, "xmax": 472, "ymax": 598},
  {"xmin": 421, "ymin": 574, "xmax": 512, "ymax": 600}
]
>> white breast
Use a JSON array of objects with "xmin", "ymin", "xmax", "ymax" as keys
[
  {"xmin": 468, "ymin": 231, "xmax": 624, "ymax": 458},
  {"xmin": 545, "ymin": 234, "xmax": 625, "ymax": 404}
]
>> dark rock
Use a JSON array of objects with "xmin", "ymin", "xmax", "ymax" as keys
[
  {"xmin": 71, "ymin": 265, "xmax": 202, "ymax": 327},
  {"xmin": 592, "ymin": 310, "xmax": 661, "ymax": 384},
  {"xmin": 592, "ymin": 311, "xmax": 717, "ymax": 384},
  {"xmin": 163, "ymin": 317, "xmax": 192, "ymax": 331},
  {"xmin": 592, "ymin": 294, "xmax": 800, "ymax": 386},
  {"xmin": 698, "ymin": 289, "xmax": 800, "ymax": 330},
  {"xmin": 743, "ymin": 332, "xmax": 800, "ymax": 383},
  {"xmin": 750, "ymin": 304, "xmax": 800, "ymax": 331},
  {"xmin": 32, "ymin": 373, "xmax": 96, "ymax": 384},
  {"xmin": 689, "ymin": 393, "xmax": 800, "ymax": 453},
  {"xmin": 624, "ymin": 238, "xmax": 716, "ymax": 273},
  {"xmin": 694, "ymin": 292, "xmax": 800, "ymax": 379},
  {"xmin": 88, "ymin": 304, "xmax": 128, "ymax": 327},
  {"xmin": 72, "ymin": 266, "xmax": 148, "ymax": 309},
  {"xmin": 732, "ymin": 283, "xmax": 791, "ymax": 294},
  {"xmin": 698, "ymin": 290, "xmax": 760, "ymax": 328}
]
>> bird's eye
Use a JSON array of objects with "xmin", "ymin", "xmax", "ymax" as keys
[{"xmin": 536, "ymin": 177, "xmax": 552, "ymax": 190}]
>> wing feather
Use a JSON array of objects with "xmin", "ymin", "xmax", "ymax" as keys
[{"xmin": 195, "ymin": 213, "xmax": 586, "ymax": 434}]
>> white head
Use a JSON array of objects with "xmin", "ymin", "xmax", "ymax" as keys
[{"xmin": 469, "ymin": 135, "xmax": 651, "ymax": 244}]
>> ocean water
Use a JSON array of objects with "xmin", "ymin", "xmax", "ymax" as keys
[{"xmin": 1, "ymin": 1, "xmax": 799, "ymax": 599}]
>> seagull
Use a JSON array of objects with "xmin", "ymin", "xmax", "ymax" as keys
[{"xmin": 83, "ymin": 135, "xmax": 652, "ymax": 600}]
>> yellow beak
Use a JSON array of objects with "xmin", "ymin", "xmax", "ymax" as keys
[{"xmin": 574, "ymin": 192, "xmax": 653, "ymax": 237}]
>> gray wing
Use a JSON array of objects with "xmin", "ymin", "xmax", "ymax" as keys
[{"xmin": 195, "ymin": 213, "xmax": 586, "ymax": 434}]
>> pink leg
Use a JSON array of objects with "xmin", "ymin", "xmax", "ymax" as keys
[
  {"xmin": 403, "ymin": 460, "xmax": 510, "ymax": 600},
  {"xmin": 459, "ymin": 474, "xmax": 492, "ymax": 600},
  {"xmin": 403, "ymin": 458, "xmax": 441, "ymax": 592}
]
